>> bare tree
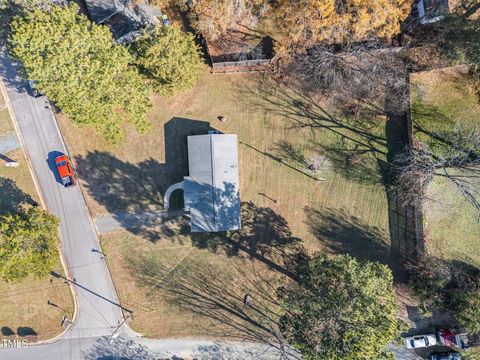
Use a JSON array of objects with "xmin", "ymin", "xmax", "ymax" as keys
[
  {"xmin": 287, "ymin": 43, "xmax": 410, "ymax": 116},
  {"xmin": 391, "ymin": 126, "xmax": 480, "ymax": 211}
]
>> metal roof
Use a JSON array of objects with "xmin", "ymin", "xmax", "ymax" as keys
[{"xmin": 184, "ymin": 134, "xmax": 241, "ymax": 232}]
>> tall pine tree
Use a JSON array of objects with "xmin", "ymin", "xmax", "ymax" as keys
[
  {"xmin": 131, "ymin": 26, "xmax": 203, "ymax": 96},
  {"xmin": 9, "ymin": 4, "xmax": 152, "ymax": 143}
]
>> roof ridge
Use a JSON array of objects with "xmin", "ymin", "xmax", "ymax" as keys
[{"xmin": 209, "ymin": 134, "xmax": 218, "ymax": 231}]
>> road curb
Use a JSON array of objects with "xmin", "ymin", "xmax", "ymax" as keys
[
  {"xmin": 50, "ymin": 111, "xmax": 130, "ymax": 329},
  {"xmin": 0, "ymin": 77, "xmax": 46, "ymax": 209},
  {"xmin": 0, "ymin": 74, "xmax": 78, "ymax": 347}
]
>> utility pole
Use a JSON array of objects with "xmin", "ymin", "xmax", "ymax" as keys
[{"xmin": 110, "ymin": 312, "xmax": 133, "ymax": 344}]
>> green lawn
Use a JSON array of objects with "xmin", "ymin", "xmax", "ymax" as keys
[
  {"xmin": 411, "ymin": 66, "xmax": 480, "ymax": 268},
  {"xmin": 0, "ymin": 92, "xmax": 74, "ymax": 342},
  {"xmin": 60, "ymin": 72, "xmax": 392, "ymax": 338}
]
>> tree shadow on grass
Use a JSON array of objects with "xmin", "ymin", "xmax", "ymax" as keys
[
  {"xmin": 237, "ymin": 77, "xmax": 389, "ymax": 188},
  {"xmin": 74, "ymin": 117, "xmax": 215, "ymax": 241},
  {"xmin": 0, "ymin": 176, "xmax": 33, "ymax": 216},
  {"xmin": 239, "ymin": 77, "xmax": 388, "ymax": 159},
  {"xmin": 241, "ymin": 77, "xmax": 420, "ymax": 278},
  {"xmin": 127, "ymin": 254, "xmax": 300, "ymax": 359},
  {"xmin": 184, "ymin": 201, "xmax": 305, "ymax": 281},
  {"xmin": 304, "ymin": 206, "xmax": 389, "ymax": 264}
]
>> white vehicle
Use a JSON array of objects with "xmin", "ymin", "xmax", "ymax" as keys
[{"xmin": 405, "ymin": 334, "xmax": 437, "ymax": 349}]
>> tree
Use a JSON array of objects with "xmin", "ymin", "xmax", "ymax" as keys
[
  {"xmin": 278, "ymin": 254, "xmax": 402, "ymax": 360},
  {"xmin": 404, "ymin": 255, "xmax": 452, "ymax": 317},
  {"xmin": 274, "ymin": 0, "xmax": 413, "ymax": 48},
  {"xmin": 391, "ymin": 125, "xmax": 480, "ymax": 211},
  {"xmin": 454, "ymin": 290, "xmax": 480, "ymax": 333},
  {"xmin": 0, "ymin": 0, "xmax": 49, "ymax": 45},
  {"xmin": 0, "ymin": 208, "xmax": 59, "ymax": 282},
  {"xmin": 131, "ymin": 26, "xmax": 203, "ymax": 96},
  {"xmin": 9, "ymin": 4, "xmax": 152, "ymax": 143},
  {"xmin": 188, "ymin": 0, "xmax": 269, "ymax": 40},
  {"xmin": 287, "ymin": 43, "xmax": 409, "ymax": 115}
]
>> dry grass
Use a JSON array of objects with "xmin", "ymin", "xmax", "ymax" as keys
[
  {"xmin": 0, "ymin": 263, "xmax": 74, "ymax": 342},
  {"xmin": 59, "ymin": 72, "xmax": 392, "ymax": 338},
  {"xmin": 0, "ymin": 92, "xmax": 74, "ymax": 342},
  {"xmin": 102, "ymin": 227, "xmax": 290, "ymax": 340},
  {"xmin": 0, "ymin": 149, "xmax": 38, "ymax": 205},
  {"xmin": 102, "ymin": 230, "xmax": 232, "ymax": 338},
  {"xmin": 0, "ymin": 108, "xmax": 14, "ymax": 134},
  {"xmin": 411, "ymin": 66, "xmax": 480, "ymax": 268},
  {"xmin": 59, "ymin": 73, "xmax": 389, "ymax": 248}
]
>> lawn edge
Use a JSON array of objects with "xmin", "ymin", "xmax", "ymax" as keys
[
  {"xmin": 0, "ymin": 77, "xmax": 78, "ymax": 345},
  {"xmin": 51, "ymin": 111, "xmax": 141, "ymax": 336}
]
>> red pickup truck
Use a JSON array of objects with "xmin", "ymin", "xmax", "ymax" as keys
[{"xmin": 55, "ymin": 155, "xmax": 76, "ymax": 187}]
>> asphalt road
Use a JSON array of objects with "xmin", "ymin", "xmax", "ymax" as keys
[
  {"xmin": 0, "ymin": 52, "xmax": 300, "ymax": 359},
  {"xmin": 0, "ymin": 51, "xmax": 126, "ymax": 355}
]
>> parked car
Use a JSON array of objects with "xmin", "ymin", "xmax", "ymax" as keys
[
  {"xmin": 438, "ymin": 329, "xmax": 469, "ymax": 349},
  {"xmin": 405, "ymin": 334, "xmax": 437, "ymax": 349},
  {"xmin": 55, "ymin": 155, "xmax": 76, "ymax": 187},
  {"xmin": 430, "ymin": 351, "xmax": 462, "ymax": 360},
  {"xmin": 28, "ymin": 80, "xmax": 43, "ymax": 97}
]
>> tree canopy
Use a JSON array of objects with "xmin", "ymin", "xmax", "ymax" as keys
[
  {"xmin": 454, "ymin": 289, "xmax": 480, "ymax": 333},
  {"xmin": 9, "ymin": 4, "xmax": 152, "ymax": 143},
  {"xmin": 278, "ymin": 254, "xmax": 402, "ymax": 360},
  {"xmin": 183, "ymin": 0, "xmax": 412, "ymax": 46},
  {"xmin": 188, "ymin": 0, "xmax": 269, "ymax": 40},
  {"xmin": 131, "ymin": 26, "xmax": 203, "ymax": 96},
  {"xmin": 0, "ymin": 207, "xmax": 59, "ymax": 282},
  {"xmin": 274, "ymin": 0, "xmax": 413, "ymax": 48}
]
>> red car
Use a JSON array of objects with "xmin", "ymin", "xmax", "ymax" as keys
[{"xmin": 55, "ymin": 155, "xmax": 76, "ymax": 187}]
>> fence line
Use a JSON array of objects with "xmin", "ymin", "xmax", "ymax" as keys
[{"xmin": 204, "ymin": 39, "xmax": 276, "ymax": 69}]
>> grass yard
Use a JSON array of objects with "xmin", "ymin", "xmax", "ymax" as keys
[
  {"xmin": 59, "ymin": 72, "xmax": 393, "ymax": 338},
  {"xmin": 411, "ymin": 66, "xmax": 480, "ymax": 268},
  {"xmin": 0, "ymin": 102, "xmax": 13, "ymax": 134},
  {"xmin": 0, "ymin": 92, "xmax": 74, "ymax": 342}
]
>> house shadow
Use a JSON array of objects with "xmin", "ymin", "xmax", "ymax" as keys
[
  {"xmin": 74, "ymin": 117, "xmax": 215, "ymax": 241},
  {"xmin": 185, "ymin": 201, "xmax": 305, "ymax": 281}
]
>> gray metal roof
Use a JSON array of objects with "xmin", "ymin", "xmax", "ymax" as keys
[{"xmin": 184, "ymin": 134, "xmax": 241, "ymax": 232}]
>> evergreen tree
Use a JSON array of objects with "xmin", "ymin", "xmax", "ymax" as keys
[
  {"xmin": 9, "ymin": 4, "xmax": 152, "ymax": 143},
  {"xmin": 0, "ymin": 208, "xmax": 59, "ymax": 282},
  {"xmin": 454, "ymin": 290, "xmax": 480, "ymax": 333},
  {"xmin": 131, "ymin": 26, "xmax": 203, "ymax": 96}
]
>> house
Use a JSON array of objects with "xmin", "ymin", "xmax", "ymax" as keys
[
  {"xmin": 164, "ymin": 133, "xmax": 241, "ymax": 233},
  {"xmin": 84, "ymin": 0, "xmax": 162, "ymax": 43}
]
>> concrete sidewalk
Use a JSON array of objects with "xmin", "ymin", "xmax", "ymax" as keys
[{"xmin": 0, "ymin": 132, "xmax": 20, "ymax": 154}]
